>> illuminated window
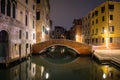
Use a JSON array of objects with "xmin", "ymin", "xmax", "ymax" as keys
[{"xmin": 109, "ymin": 26, "xmax": 114, "ymax": 33}]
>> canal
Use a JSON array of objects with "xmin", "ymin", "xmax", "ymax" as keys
[{"xmin": 0, "ymin": 45, "xmax": 120, "ymax": 80}]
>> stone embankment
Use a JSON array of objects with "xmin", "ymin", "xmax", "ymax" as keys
[{"xmin": 93, "ymin": 50, "xmax": 120, "ymax": 66}]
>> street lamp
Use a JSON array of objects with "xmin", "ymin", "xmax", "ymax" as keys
[
  {"xmin": 75, "ymin": 34, "xmax": 78, "ymax": 42},
  {"xmin": 46, "ymin": 27, "xmax": 50, "ymax": 31}
]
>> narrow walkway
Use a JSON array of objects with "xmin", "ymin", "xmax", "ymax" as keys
[{"xmin": 93, "ymin": 50, "xmax": 120, "ymax": 65}]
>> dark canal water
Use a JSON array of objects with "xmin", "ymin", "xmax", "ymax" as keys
[{"xmin": 0, "ymin": 45, "xmax": 120, "ymax": 80}]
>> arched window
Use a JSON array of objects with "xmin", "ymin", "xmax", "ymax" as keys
[
  {"xmin": 0, "ymin": 30, "xmax": 9, "ymax": 58},
  {"xmin": 0, "ymin": 30, "xmax": 8, "ymax": 43},
  {"xmin": 7, "ymin": 0, "xmax": 11, "ymax": 16},
  {"xmin": 12, "ymin": 3, "xmax": 16, "ymax": 18},
  {"xmin": 1, "ymin": 0, "xmax": 6, "ymax": 14}
]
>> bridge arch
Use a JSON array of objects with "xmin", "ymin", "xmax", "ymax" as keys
[
  {"xmin": 39, "ymin": 44, "xmax": 81, "ymax": 55},
  {"xmin": 32, "ymin": 39, "xmax": 92, "ymax": 55}
]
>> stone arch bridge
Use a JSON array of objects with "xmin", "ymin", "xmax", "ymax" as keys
[{"xmin": 32, "ymin": 39, "xmax": 92, "ymax": 55}]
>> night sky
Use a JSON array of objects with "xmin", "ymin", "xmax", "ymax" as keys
[{"xmin": 50, "ymin": 0, "xmax": 106, "ymax": 30}]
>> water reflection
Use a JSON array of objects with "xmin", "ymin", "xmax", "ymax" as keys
[
  {"xmin": 0, "ymin": 57, "xmax": 120, "ymax": 80},
  {"xmin": 39, "ymin": 45, "xmax": 79, "ymax": 64},
  {"xmin": 0, "ymin": 59, "xmax": 36, "ymax": 80}
]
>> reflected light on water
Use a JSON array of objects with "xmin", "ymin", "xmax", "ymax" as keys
[
  {"xmin": 103, "ymin": 73, "xmax": 107, "ymax": 79},
  {"xmin": 41, "ymin": 66, "xmax": 45, "ymax": 77},
  {"xmin": 45, "ymin": 72, "xmax": 49, "ymax": 79}
]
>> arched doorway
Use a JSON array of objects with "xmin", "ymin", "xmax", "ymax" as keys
[{"xmin": 0, "ymin": 30, "xmax": 9, "ymax": 60}]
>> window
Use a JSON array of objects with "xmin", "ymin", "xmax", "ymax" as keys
[
  {"xmin": 96, "ymin": 19, "xmax": 98, "ymax": 24},
  {"xmin": 36, "ymin": 0, "xmax": 40, "ymax": 3},
  {"xmin": 33, "ymin": 20, "xmax": 34, "ymax": 28},
  {"xmin": 33, "ymin": 5, "xmax": 35, "ymax": 10},
  {"xmin": 92, "ymin": 38, "xmax": 94, "ymax": 43},
  {"xmin": 42, "ymin": 26, "xmax": 45, "ymax": 32},
  {"xmin": 25, "ymin": 15, "xmax": 28, "ymax": 26},
  {"xmin": 96, "ymin": 38, "xmax": 98, "ymax": 43},
  {"xmin": 92, "ymin": 13, "xmax": 94, "ymax": 18},
  {"xmin": 96, "ymin": 28, "xmax": 98, "ymax": 35},
  {"xmin": 19, "ymin": 44, "xmax": 21, "ymax": 55},
  {"xmin": 13, "ymin": 4, "xmax": 16, "ymax": 18},
  {"xmin": 109, "ymin": 4, "xmax": 114, "ymax": 11},
  {"xmin": 102, "ymin": 38, "xmax": 104, "ymax": 43},
  {"xmin": 26, "ymin": 0, "xmax": 28, "ymax": 4},
  {"xmin": 26, "ymin": 32, "xmax": 28, "ymax": 39},
  {"xmin": 33, "ymin": 33, "xmax": 35, "ymax": 39},
  {"xmin": 109, "ymin": 26, "xmax": 114, "ymax": 33},
  {"xmin": 102, "ymin": 16, "xmax": 105, "ymax": 21},
  {"xmin": 19, "ymin": 30, "xmax": 22, "ymax": 39},
  {"xmin": 110, "ymin": 15, "xmax": 113, "ymax": 20},
  {"xmin": 110, "ymin": 37, "xmax": 112, "ymax": 43},
  {"xmin": 92, "ymin": 29, "xmax": 94, "ymax": 35},
  {"xmin": 7, "ymin": 0, "xmax": 11, "ymax": 16},
  {"xmin": 95, "ymin": 10, "xmax": 98, "ymax": 16},
  {"xmin": 36, "ymin": 12, "xmax": 40, "ymax": 20},
  {"xmin": 101, "ymin": 6, "xmax": 105, "ymax": 13},
  {"xmin": 92, "ymin": 21, "xmax": 94, "ymax": 25},
  {"xmin": 1, "ymin": 0, "xmax": 6, "ymax": 14},
  {"xmin": 102, "ymin": 27, "xmax": 104, "ymax": 33}
]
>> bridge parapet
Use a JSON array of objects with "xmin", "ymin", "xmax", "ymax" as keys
[{"xmin": 32, "ymin": 39, "xmax": 92, "ymax": 55}]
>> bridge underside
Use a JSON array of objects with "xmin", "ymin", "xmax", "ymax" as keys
[{"xmin": 32, "ymin": 39, "xmax": 92, "ymax": 55}]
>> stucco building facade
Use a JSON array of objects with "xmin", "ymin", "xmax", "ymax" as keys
[
  {"xmin": 0, "ymin": 0, "xmax": 36, "ymax": 64},
  {"xmin": 70, "ymin": 19, "xmax": 82, "ymax": 42},
  {"xmin": 90, "ymin": 1, "xmax": 120, "ymax": 48},
  {"xmin": 36, "ymin": 0, "xmax": 51, "ymax": 43}
]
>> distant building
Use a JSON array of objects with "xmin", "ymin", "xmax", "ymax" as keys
[
  {"xmin": 52, "ymin": 26, "xmax": 66, "ymax": 39},
  {"xmin": 90, "ymin": 1, "xmax": 120, "ymax": 48},
  {"xmin": 65, "ymin": 31, "xmax": 70, "ymax": 40},
  {"xmin": 70, "ymin": 19, "xmax": 82, "ymax": 42},
  {"xmin": 82, "ymin": 13, "xmax": 91, "ymax": 44},
  {"xmin": 36, "ymin": 0, "xmax": 51, "ymax": 43},
  {"xmin": 0, "ymin": 0, "xmax": 36, "ymax": 63}
]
